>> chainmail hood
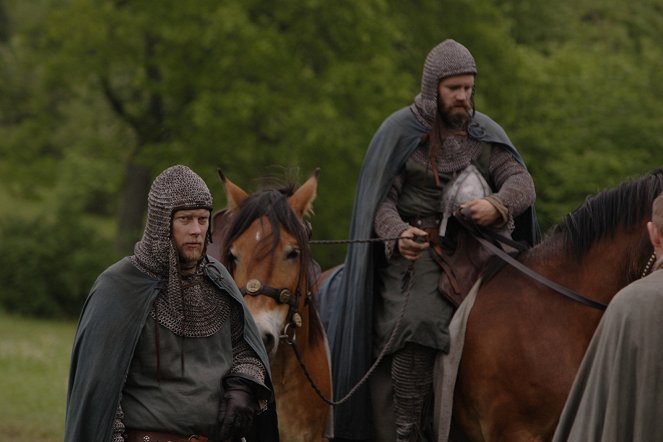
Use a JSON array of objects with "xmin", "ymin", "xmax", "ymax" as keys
[
  {"xmin": 412, "ymin": 39, "xmax": 478, "ymax": 128},
  {"xmin": 134, "ymin": 165, "xmax": 213, "ymax": 276},
  {"xmin": 132, "ymin": 165, "xmax": 226, "ymax": 337}
]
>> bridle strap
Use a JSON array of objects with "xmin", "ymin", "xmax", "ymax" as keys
[
  {"xmin": 455, "ymin": 215, "xmax": 608, "ymax": 311},
  {"xmin": 240, "ymin": 280, "xmax": 297, "ymax": 308},
  {"xmin": 239, "ymin": 277, "xmax": 304, "ymax": 329}
]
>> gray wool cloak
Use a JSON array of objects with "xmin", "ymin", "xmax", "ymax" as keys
[
  {"xmin": 552, "ymin": 267, "xmax": 663, "ymax": 442},
  {"xmin": 317, "ymin": 106, "xmax": 540, "ymax": 440},
  {"xmin": 65, "ymin": 257, "xmax": 277, "ymax": 442}
]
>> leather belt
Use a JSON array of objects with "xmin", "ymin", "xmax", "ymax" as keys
[
  {"xmin": 405, "ymin": 215, "xmax": 441, "ymax": 230},
  {"xmin": 125, "ymin": 430, "xmax": 209, "ymax": 442}
]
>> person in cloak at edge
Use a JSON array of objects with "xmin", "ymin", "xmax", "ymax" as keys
[
  {"xmin": 65, "ymin": 165, "xmax": 279, "ymax": 442},
  {"xmin": 317, "ymin": 39, "xmax": 540, "ymax": 441},
  {"xmin": 553, "ymin": 191, "xmax": 663, "ymax": 442}
]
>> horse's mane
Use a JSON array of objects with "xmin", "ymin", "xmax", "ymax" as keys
[
  {"xmin": 552, "ymin": 168, "xmax": 663, "ymax": 260},
  {"xmin": 219, "ymin": 184, "xmax": 324, "ymax": 343}
]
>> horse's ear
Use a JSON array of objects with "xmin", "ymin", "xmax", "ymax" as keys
[
  {"xmin": 288, "ymin": 168, "xmax": 319, "ymax": 220},
  {"xmin": 218, "ymin": 168, "xmax": 248, "ymax": 210}
]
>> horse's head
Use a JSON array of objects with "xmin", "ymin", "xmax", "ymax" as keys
[{"xmin": 215, "ymin": 169, "xmax": 320, "ymax": 358}]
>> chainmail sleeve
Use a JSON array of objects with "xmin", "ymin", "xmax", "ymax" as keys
[
  {"xmin": 488, "ymin": 146, "xmax": 536, "ymax": 229},
  {"xmin": 112, "ymin": 402, "xmax": 126, "ymax": 442},
  {"xmin": 374, "ymin": 174, "xmax": 410, "ymax": 259},
  {"xmin": 227, "ymin": 301, "xmax": 270, "ymax": 409}
]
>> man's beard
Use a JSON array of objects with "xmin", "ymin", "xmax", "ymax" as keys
[
  {"xmin": 439, "ymin": 103, "xmax": 472, "ymax": 131},
  {"xmin": 178, "ymin": 245, "xmax": 204, "ymax": 269}
]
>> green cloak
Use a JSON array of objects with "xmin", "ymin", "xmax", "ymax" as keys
[{"xmin": 64, "ymin": 257, "xmax": 277, "ymax": 442}]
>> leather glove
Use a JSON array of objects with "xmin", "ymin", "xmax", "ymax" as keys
[{"xmin": 218, "ymin": 376, "xmax": 258, "ymax": 441}]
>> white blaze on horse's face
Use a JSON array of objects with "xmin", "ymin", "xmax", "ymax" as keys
[{"xmin": 231, "ymin": 219, "xmax": 301, "ymax": 359}]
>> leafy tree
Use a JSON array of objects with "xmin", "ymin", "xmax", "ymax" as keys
[
  {"xmin": 0, "ymin": 207, "xmax": 114, "ymax": 317},
  {"xmin": 2, "ymin": 0, "xmax": 663, "ymax": 317},
  {"xmin": 502, "ymin": 0, "xmax": 663, "ymax": 228}
]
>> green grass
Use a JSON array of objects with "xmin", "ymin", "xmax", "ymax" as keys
[{"xmin": 0, "ymin": 313, "xmax": 76, "ymax": 441}]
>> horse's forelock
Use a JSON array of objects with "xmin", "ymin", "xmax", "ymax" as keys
[
  {"xmin": 555, "ymin": 169, "xmax": 663, "ymax": 260},
  {"xmin": 221, "ymin": 185, "xmax": 313, "ymax": 272}
]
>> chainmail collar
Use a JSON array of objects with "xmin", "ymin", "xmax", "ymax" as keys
[
  {"xmin": 436, "ymin": 135, "xmax": 482, "ymax": 173},
  {"xmin": 412, "ymin": 135, "xmax": 482, "ymax": 174},
  {"xmin": 152, "ymin": 267, "xmax": 230, "ymax": 337},
  {"xmin": 129, "ymin": 255, "xmax": 230, "ymax": 337}
]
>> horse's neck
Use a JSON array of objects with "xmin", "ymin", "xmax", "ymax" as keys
[{"xmin": 524, "ymin": 229, "xmax": 645, "ymax": 304}]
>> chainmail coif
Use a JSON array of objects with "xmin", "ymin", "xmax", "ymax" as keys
[
  {"xmin": 412, "ymin": 39, "xmax": 478, "ymax": 128},
  {"xmin": 131, "ymin": 165, "xmax": 229, "ymax": 337}
]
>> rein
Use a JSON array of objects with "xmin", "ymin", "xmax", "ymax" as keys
[
  {"xmin": 283, "ymin": 262, "xmax": 416, "ymax": 407},
  {"xmin": 454, "ymin": 215, "xmax": 609, "ymax": 310},
  {"xmin": 455, "ymin": 214, "xmax": 656, "ymax": 311}
]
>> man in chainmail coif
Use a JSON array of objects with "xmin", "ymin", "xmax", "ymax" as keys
[
  {"xmin": 318, "ymin": 39, "xmax": 540, "ymax": 441},
  {"xmin": 65, "ymin": 165, "xmax": 278, "ymax": 442}
]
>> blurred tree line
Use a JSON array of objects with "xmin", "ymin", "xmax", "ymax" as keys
[{"xmin": 1, "ymin": 0, "xmax": 662, "ymax": 317}]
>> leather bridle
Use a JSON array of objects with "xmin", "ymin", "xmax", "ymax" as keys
[{"xmin": 238, "ymin": 272, "xmax": 308, "ymax": 338}]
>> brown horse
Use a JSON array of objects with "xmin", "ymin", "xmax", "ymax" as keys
[
  {"xmin": 209, "ymin": 169, "xmax": 332, "ymax": 442},
  {"xmin": 450, "ymin": 168, "xmax": 663, "ymax": 441}
]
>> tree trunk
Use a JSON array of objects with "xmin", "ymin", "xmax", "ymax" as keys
[
  {"xmin": 114, "ymin": 161, "xmax": 150, "ymax": 255},
  {"xmin": 108, "ymin": 33, "xmax": 165, "ymax": 256},
  {"xmin": 0, "ymin": 0, "xmax": 8, "ymax": 43}
]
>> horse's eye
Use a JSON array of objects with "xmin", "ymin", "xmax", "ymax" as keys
[
  {"xmin": 285, "ymin": 248, "xmax": 300, "ymax": 261},
  {"xmin": 226, "ymin": 250, "xmax": 237, "ymax": 264}
]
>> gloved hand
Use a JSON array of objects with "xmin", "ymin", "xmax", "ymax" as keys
[{"xmin": 218, "ymin": 376, "xmax": 258, "ymax": 441}]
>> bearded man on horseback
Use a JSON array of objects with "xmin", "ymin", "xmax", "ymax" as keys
[{"xmin": 318, "ymin": 39, "xmax": 540, "ymax": 441}]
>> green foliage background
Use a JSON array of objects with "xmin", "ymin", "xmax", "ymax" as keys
[{"xmin": 1, "ymin": 0, "xmax": 663, "ymax": 317}]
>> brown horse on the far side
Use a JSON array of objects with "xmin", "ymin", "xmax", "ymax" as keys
[{"xmin": 451, "ymin": 169, "xmax": 663, "ymax": 441}]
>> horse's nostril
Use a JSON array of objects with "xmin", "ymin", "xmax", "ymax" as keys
[{"xmin": 262, "ymin": 333, "xmax": 276, "ymax": 354}]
